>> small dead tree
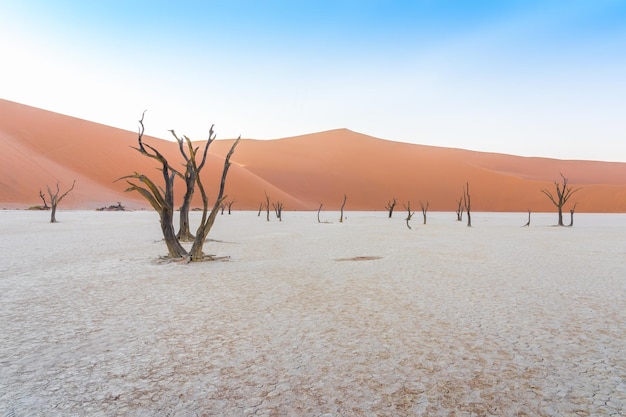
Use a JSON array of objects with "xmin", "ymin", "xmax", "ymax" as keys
[
  {"xmin": 273, "ymin": 201, "xmax": 283, "ymax": 221},
  {"xmin": 403, "ymin": 201, "xmax": 415, "ymax": 229},
  {"xmin": 317, "ymin": 203, "xmax": 324, "ymax": 223},
  {"xmin": 568, "ymin": 203, "xmax": 577, "ymax": 227},
  {"xmin": 463, "ymin": 182, "xmax": 471, "ymax": 227},
  {"xmin": 523, "ymin": 209, "xmax": 531, "ymax": 227},
  {"xmin": 43, "ymin": 180, "xmax": 76, "ymax": 223},
  {"xmin": 220, "ymin": 204, "xmax": 226, "ymax": 215},
  {"xmin": 339, "ymin": 194, "xmax": 347, "ymax": 223},
  {"xmin": 257, "ymin": 202, "xmax": 263, "ymax": 217},
  {"xmin": 385, "ymin": 198, "xmax": 397, "ymax": 218},
  {"xmin": 455, "ymin": 196, "xmax": 463, "ymax": 221},
  {"xmin": 541, "ymin": 173, "xmax": 581, "ymax": 226},
  {"xmin": 419, "ymin": 200, "xmax": 429, "ymax": 225},
  {"xmin": 38, "ymin": 190, "xmax": 50, "ymax": 209},
  {"xmin": 226, "ymin": 200, "xmax": 236, "ymax": 214}
]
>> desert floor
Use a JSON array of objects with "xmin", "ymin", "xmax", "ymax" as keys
[{"xmin": 1, "ymin": 210, "xmax": 625, "ymax": 417}]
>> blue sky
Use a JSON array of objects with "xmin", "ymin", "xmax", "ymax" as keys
[{"xmin": 1, "ymin": 1, "xmax": 625, "ymax": 161}]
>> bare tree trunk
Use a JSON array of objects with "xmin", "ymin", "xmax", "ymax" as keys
[
  {"xmin": 456, "ymin": 196, "xmax": 463, "ymax": 221},
  {"xmin": 463, "ymin": 182, "xmax": 471, "ymax": 227},
  {"xmin": 420, "ymin": 200, "xmax": 429, "ymax": 225},
  {"xmin": 568, "ymin": 203, "xmax": 577, "ymax": 227},
  {"xmin": 45, "ymin": 180, "xmax": 76, "ymax": 223},
  {"xmin": 265, "ymin": 193, "xmax": 270, "ymax": 221},
  {"xmin": 403, "ymin": 202, "xmax": 415, "ymax": 230},
  {"xmin": 50, "ymin": 205, "xmax": 57, "ymax": 223},
  {"xmin": 176, "ymin": 177, "xmax": 195, "ymax": 242},
  {"xmin": 523, "ymin": 209, "xmax": 531, "ymax": 227},
  {"xmin": 258, "ymin": 202, "xmax": 262, "ymax": 217},
  {"xmin": 227, "ymin": 200, "xmax": 235, "ymax": 214},
  {"xmin": 385, "ymin": 198, "xmax": 397, "ymax": 218},
  {"xmin": 339, "ymin": 194, "xmax": 347, "ymax": 223},
  {"xmin": 317, "ymin": 203, "xmax": 323, "ymax": 223},
  {"xmin": 178, "ymin": 196, "xmax": 194, "ymax": 240},
  {"xmin": 176, "ymin": 163, "xmax": 196, "ymax": 241}
]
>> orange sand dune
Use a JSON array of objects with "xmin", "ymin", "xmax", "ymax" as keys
[
  {"xmin": 2, "ymin": 99, "xmax": 626, "ymax": 212},
  {"xmin": 210, "ymin": 131, "xmax": 626, "ymax": 212},
  {"xmin": 0, "ymin": 99, "xmax": 304, "ymax": 210}
]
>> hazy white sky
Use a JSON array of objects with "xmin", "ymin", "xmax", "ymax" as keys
[{"xmin": 1, "ymin": 1, "xmax": 625, "ymax": 161}]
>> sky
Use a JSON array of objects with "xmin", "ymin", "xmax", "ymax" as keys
[{"xmin": 1, "ymin": 0, "xmax": 625, "ymax": 161}]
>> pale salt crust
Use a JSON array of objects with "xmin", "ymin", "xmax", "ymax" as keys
[{"xmin": 1, "ymin": 210, "xmax": 625, "ymax": 417}]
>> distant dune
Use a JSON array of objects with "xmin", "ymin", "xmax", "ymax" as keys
[{"xmin": 1, "ymin": 98, "xmax": 626, "ymax": 212}]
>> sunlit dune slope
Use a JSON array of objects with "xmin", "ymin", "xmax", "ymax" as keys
[
  {"xmin": 2, "ymin": 99, "xmax": 626, "ymax": 212},
  {"xmin": 211, "ymin": 130, "xmax": 626, "ymax": 212}
]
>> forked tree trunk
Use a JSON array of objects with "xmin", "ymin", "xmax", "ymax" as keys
[
  {"xmin": 273, "ymin": 202, "xmax": 283, "ymax": 221},
  {"xmin": 463, "ymin": 182, "xmax": 471, "ymax": 227},
  {"xmin": 403, "ymin": 202, "xmax": 415, "ymax": 230},
  {"xmin": 169, "ymin": 129, "xmax": 210, "ymax": 242},
  {"xmin": 420, "ymin": 200, "xmax": 429, "ymax": 225}
]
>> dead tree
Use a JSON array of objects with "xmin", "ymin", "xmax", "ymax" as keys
[
  {"xmin": 257, "ymin": 202, "xmax": 263, "ymax": 217},
  {"xmin": 43, "ymin": 180, "xmax": 76, "ymax": 223},
  {"xmin": 455, "ymin": 196, "xmax": 463, "ymax": 221},
  {"xmin": 339, "ymin": 194, "xmax": 347, "ymax": 223},
  {"xmin": 523, "ymin": 209, "xmax": 531, "ymax": 227},
  {"xmin": 119, "ymin": 112, "xmax": 187, "ymax": 258},
  {"xmin": 463, "ymin": 182, "xmax": 471, "ymax": 227},
  {"xmin": 419, "ymin": 200, "xmax": 429, "ymax": 225},
  {"xmin": 120, "ymin": 112, "xmax": 240, "ymax": 261},
  {"xmin": 220, "ymin": 204, "xmax": 225, "ymax": 215},
  {"xmin": 264, "ymin": 192, "xmax": 271, "ymax": 221},
  {"xmin": 169, "ymin": 128, "xmax": 212, "ymax": 241},
  {"xmin": 385, "ymin": 198, "xmax": 397, "ymax": 218},
  {"xmin": 226, "ymin": 200, "xmax": 236, "ymax": 214},
  {"xmin": 38, "ymin": 190, "xmax": 50, "ymax": 209},
  {"xmin": 541, "ymin": 173, "xmax": 581, "ymax": 226},
  {"xmin": 568, "ymin": 203, "xmax": 577, "ymax": 227},
  {"xmin": 403, "ymin": 201, "xmax": 415, "ymax": 229},
  {"xmin": 272, "ymin": 201, "xmax": 283, "ymax": 221},
  {"xmin": 317, "ymin": 203, "xmax": 324, "ymax": 223}
]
